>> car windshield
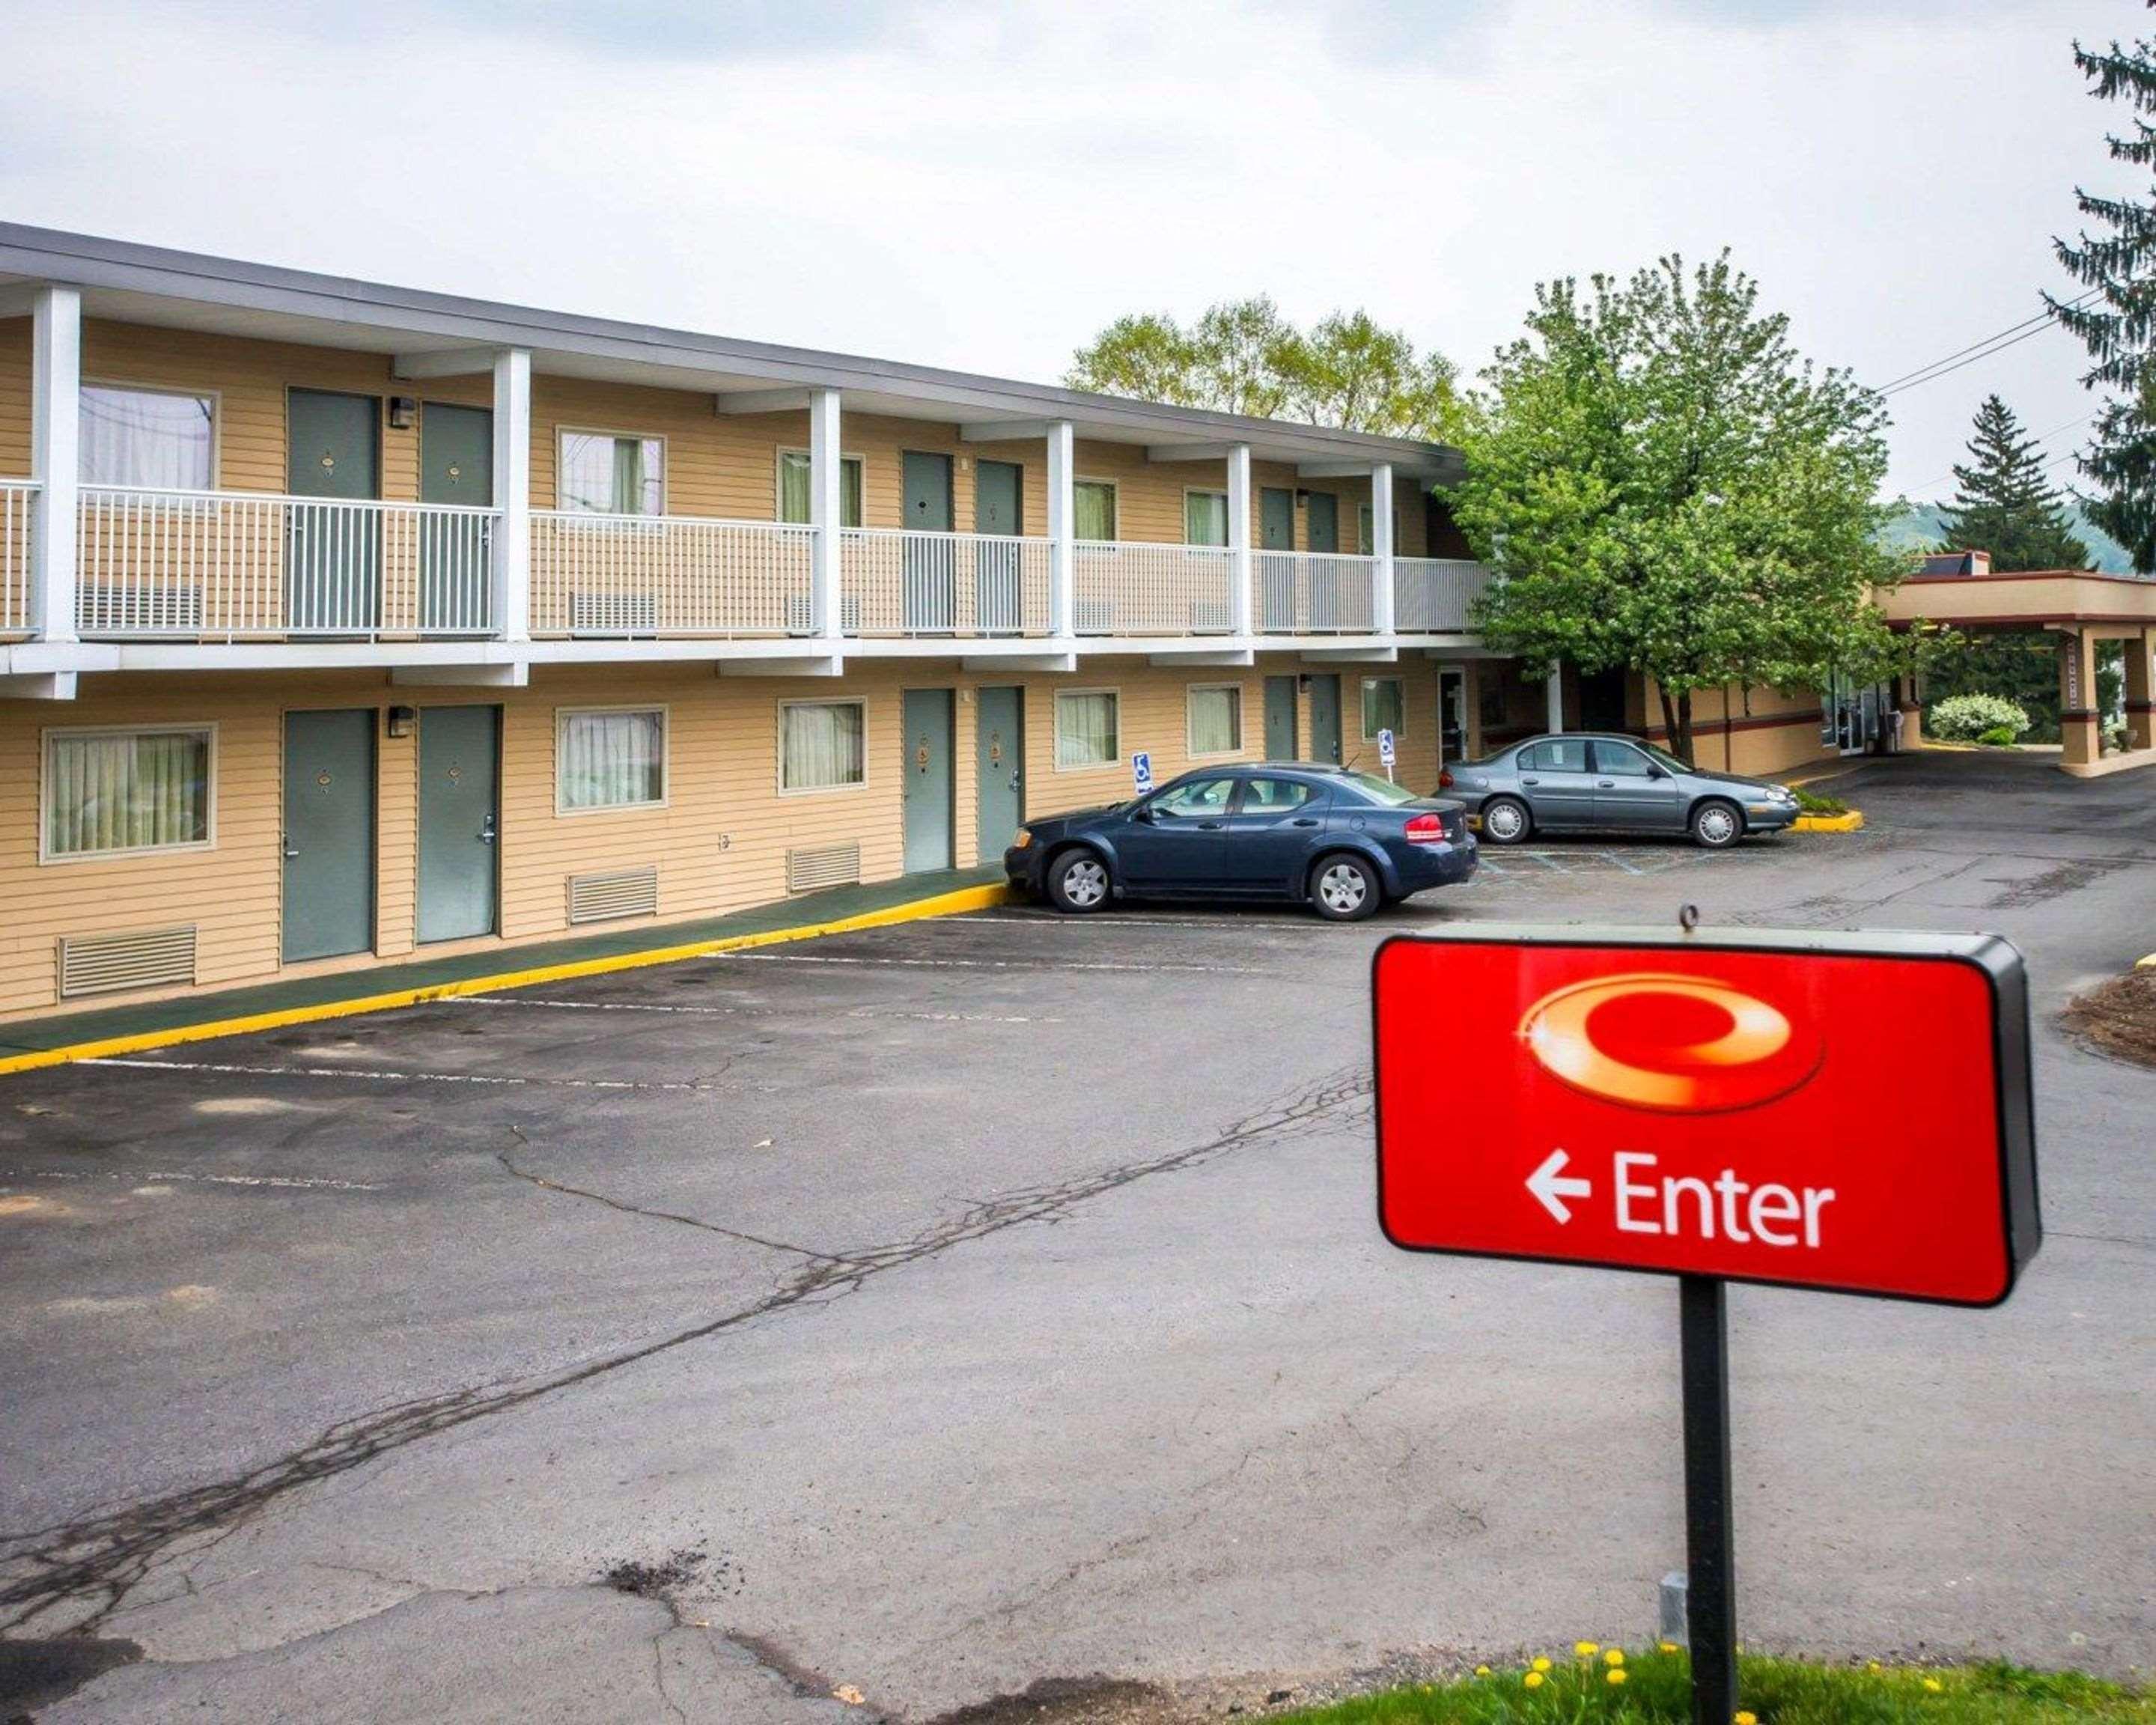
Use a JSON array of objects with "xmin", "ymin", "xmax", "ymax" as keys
[
  {"xmin": 1640, "ymin": 741, "xmax": 1694, "ymax": 773},
  {"xmin": 1337, "ymin": 771, "xmax": 1422, "ymax": 806}
]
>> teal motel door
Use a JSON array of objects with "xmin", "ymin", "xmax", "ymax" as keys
[
  {"xmin": 287, "ymin": 389, "xmax": 381, "ymax": 633},
  {"xmin": 281, "ymin": 709, "xmax": 377, "ymax": 963},
  {"xmin": 1259, "ymin": 488, "xmax": 1295, "ymax": 630},
  {"xmin": 975, "ymin": 686, "xmax": 1024, "ymax": 863},
  {"xmin": 419, "ymin": 403, "xmax": 494, "ymax": 633},
  {"xmin": 1305, "ymin": 491, "xmax": 1341, "ymax": 630},
  {"xmin": 1308, "ymin": 673, "xmax": 1343, "ymax": 765},
  {"xmin": 417, "ymin": 705, "xmax": 500, "ymax": 943},
  {"xmin": 973, "ymin": 459, "xmax": 1023, "ymax": 633},
  {"xmin": 902, "ymin": 687, "xmax": 955, "ymax": 873},
  {"xmin": 901, "ymin": 451, "xmax": 956, "ymax": 631},
  {"xmin": 1263, "ymin": 675, "xmax": 1298, "ymax": 760}
]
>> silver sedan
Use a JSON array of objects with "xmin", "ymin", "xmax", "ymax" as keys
[{"xmin": 1437, "ymin": 732, "xmax": 1801, "ymax": 848}]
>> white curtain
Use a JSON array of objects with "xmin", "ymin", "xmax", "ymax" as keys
[
  {"xmin": 1056, "ymin": 692, "xmax": 1118, "ymax": 767},
  {"xmin": 560, "ymin": 710, "xmax": 664, "ymax": 809},
  {"xmin": 560, "ymin": 434, "xmax": 663, "ymax": 514},
  {"xmin": 778, "ymin": 453, "xmax": 863, "ymax": 526},
  {"xmin": 1184, "ymin": 492, "xmax": 1228, "ymax": 547},
  {"xmin": 1190, "ymin": 686, "xmax": 1240, "ymax": 754},
  {"xmin": 783, "ymin": 702, "xmax": 865, "ymax": 790},
  {"xmin": 79, "ymin": 388, "xmax": 213, "ymax": 490},
  {"xmin": 46, "ymin": 729, "xmax": 210, "ymax": 857}
]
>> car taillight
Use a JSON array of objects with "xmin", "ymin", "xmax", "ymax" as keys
[
  {"xmin": 1405, "ymin": 812, "xmax": 1447, "ymax": 845},
  {"xmin": 1437, "ymin": 769, "xmax": 1455, "ymax": 788}
]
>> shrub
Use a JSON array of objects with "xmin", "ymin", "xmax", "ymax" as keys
[
  {"xmin": 1929, "ymin": 693, "xmax": 2031, "ymax": 742},
  {"xmin": 1976, "ymin": 725, "xmax": 2019, "ymax": 747},
  {"xmin": 1789, "ymin": 787, "xmax": 1847, "ymax": 815}
]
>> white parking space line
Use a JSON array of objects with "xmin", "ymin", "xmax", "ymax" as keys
[
  {"xmin": 455, "ymin": 995, "xmax": 750, "ymax": 1017},
  {"xmin": 88, "ymin": 1057, "xmax": 717, "ymax": 1093},
  {"xmin": 3, "ymin": 1165, "xmax": 384, "ymax": 1192},
  {"xmin": 724, "ymin": 952, "xmax": 1273, "ymax": 976}
]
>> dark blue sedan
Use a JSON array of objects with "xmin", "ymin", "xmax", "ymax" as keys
[{"xmin": 1004, "ymin": 764, "xmax": 1476, "ymax": 921}]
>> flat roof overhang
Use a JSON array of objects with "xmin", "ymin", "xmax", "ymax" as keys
[
  {"xmin": 0, "ymin": 224, "xmax": 1462, "ymax": 482},
  {"xmin": 1881, "ymin": 571, "xmax": 2156, "ymax": 631}
]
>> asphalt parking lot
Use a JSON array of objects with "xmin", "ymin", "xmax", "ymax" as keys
[{"xmin": 2, "ymin": 751, "xmax": 2152, "ymax": 1723}]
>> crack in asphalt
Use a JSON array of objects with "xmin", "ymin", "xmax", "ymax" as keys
[
  {"xmin": 496, "ymin": 1131, "xmax": 827, "ymax": 1260},
  {"xmin": 0, "ymin": 1062, "xmax": 1371, "ymax": 1637}
]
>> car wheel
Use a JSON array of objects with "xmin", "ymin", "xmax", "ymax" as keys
[
  {"xmin": 1690, "ymin": 799, "xmax": 1744, "ymax": 850},
  {"xmin": 1309, "ymin": 853, "xmax": 1381, "ymax": 922},
  {"xmin": 1480, "ymin": 795, "xmax": 1531, "ymax": 845},
  {"xmin": 1046, "ymin": 847, "xmax": 1112, "ymax": 913}
]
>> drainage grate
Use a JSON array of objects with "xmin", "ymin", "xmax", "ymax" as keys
[
  {"xmin": 58, "ymin": 925, "xmax": 198, "ymax": 998},
  {"xmin": 567, "ymin": 865, "xmax": 660, "ymax": 925},
  {"xmin": 786, "ymin": 842, "xmax": 862, "ymax": 894}
]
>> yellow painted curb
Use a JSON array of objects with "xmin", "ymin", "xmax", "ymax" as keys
[
  {"xmin": 1792, "ymin": 811, "xmax": 1865, "ymax": 833},
  {"xmin": 0, "ymin": 882, "xmax": 1013, "ymax": 1079}
]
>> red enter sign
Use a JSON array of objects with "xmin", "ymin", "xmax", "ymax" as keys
[{"xmin": 1373, "ymin": 927, "xmax": 2041, "ymax": 1306}]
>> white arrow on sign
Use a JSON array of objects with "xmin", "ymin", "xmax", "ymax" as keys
[{"xmin": 1527, "ymin": 1149, "xmax": 1592, "ymax": 1224}]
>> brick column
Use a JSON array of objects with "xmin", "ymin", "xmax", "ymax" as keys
[
  {"xmin": 2059, "ymin": 628, "xmax": 2101, "ymax": 767},
  {"xmin": 2127, "ymin": 626, "xmax": 2154, "ymax": 752}
]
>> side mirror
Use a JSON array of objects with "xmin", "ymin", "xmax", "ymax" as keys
[
  {"xmin": 1134, "ymin": 806, "xmax": 1157, "ymax": 824},
  {"xmin": 1646, "ymin": 765, "xmax": 1667, "ymax": 779}
]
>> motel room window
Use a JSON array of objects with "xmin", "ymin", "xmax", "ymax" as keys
[
  {"xmin": 1361, "ymin": 676, "xmax": 1405, "ymax": 740},
  {"xmin": 1187, "ymin": 684, "xmax": 1242, "ymax": 756},
  {"xmin": 558, "ymin": 431, "xmax": 665, "ymax": 516},
  {"xmin": 1074, "ymin": 481, "xmax": 1118, "ymax": 542},
  {"xmin": 781, "ymin": 700, "xmax": 866, "ymax": 792},
  {"xmin": 777, "ymin": 451, "xmax": 864, "ymax": 527},
  {"xmin": 1184, "ymin": 490, "xmax": 1228, "ymax": 547},
  {"xmin": 1054, "ymin": 690, "xmax": 1118, "ymax": 769},
  {"xmin": 43, "ymin": 725, "xmax": 213, "ymax": 861},
  {"xmin": 79, "ymin": 386, "xmax": 214, "ymax": 490},
  {"xmin": 1355, "ymin": 504, "xmax": 1404, "ymax": 556},
  {"xmin": 556, "ymin": 708, "xmax": 666, "ymax": 814}
]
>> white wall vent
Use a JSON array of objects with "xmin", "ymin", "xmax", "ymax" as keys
[
  {"xmin": 570, "ymin": 591, "xmax": 658, "ymax": 635},
  {"xmin": 567, "ymin": 865, "xmax": 659, "ymax": 925},
  {"xmin": 58, "ymin": 925, "xmax": 198, "ymax": 999},
  {"xmin": 786, "ymin": 842, "xmax": 862, "ymax": 894}
]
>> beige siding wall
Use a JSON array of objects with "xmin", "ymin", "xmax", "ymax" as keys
[
  {"xmin": 0, "ymin": 317, "xmax": 29, "ymax": 478},
  {"xmin": 0, "ymin": 653, "xmax": 1436, "ymax": 1023}
]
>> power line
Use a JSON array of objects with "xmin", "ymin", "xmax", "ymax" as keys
[
  {"xmin": 1880, "ymin": 312, "xmax": 2086, "ymax": 399},
  {"xmin": 1874, "ymin": 290, "xmax": 2098, "ymax": 394},
  {"xmin": 1901, "ymin": 409, "xmax": 2100, "ymax": 498}
]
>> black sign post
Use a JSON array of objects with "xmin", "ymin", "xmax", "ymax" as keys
[{"xmin": 1679, "ymin": 1275, "xmax": 1738, "ymax": 1725}]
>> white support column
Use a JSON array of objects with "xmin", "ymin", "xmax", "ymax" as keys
[
  {"xmin": 808, "ymin": 387, "xmax": 844, "ymax": 641},
  {"xmin": 1545, "ymin": 665, "xmax": 1565, "ymax": 733},
  {"xmin": 30, "ymin": 286, "xmax": 80, "ymax": 644},
  {"xmin": 491, "ymin": 347, "xmax": 531, "ymax": 644},
  {"xmin": 1047, "ymin": 419, "xmax": 1076, "ymax": 641},
  {"xmin": 1371, "ymin": 461, "xmax": 1395, "ymax": 636},
  {"xmin": 1227, "ymin": 442, "xmax": 1253, "ymax": 636}
]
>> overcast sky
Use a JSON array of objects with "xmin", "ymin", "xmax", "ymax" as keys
[{"xmin": 0, "ymin": 0, "xmax": 2134, "ymax": 499}]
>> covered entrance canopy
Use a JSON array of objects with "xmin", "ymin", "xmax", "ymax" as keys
[{"xmin": 1881, "ymin": 568, "xmax": 2156, "ymax": 776}]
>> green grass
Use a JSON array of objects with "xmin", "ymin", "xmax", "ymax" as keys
[
  {"xmin": 1279, "ymin": 1649, "xmax": 2152, "ymax": 1725},
  {"xmin": 1785, "ymin": 787, "xmax": 1848, "ymax": 815}
]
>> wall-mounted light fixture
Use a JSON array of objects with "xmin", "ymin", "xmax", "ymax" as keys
[
  {"xmin": 387, "ymin": 397, "xmax": 418, "ymax": 431},
  {"xmin": 386, "ymin": 705, "xmax": 416, "ymax": 739}
]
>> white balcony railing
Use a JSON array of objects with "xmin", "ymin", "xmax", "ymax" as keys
[
  {"xmin": 75, "ymin": 487, "xmax": 499, "ymax": 639},
  {"xmin": 1394, "ymin": 557, "xmax": 1492, "ymax": 632},
  {"xmin": 529, "ymin": 511, "xmax": 813, "ymax": 637},
  {"xmin": 1256, "ymin": 550, "xmax": 1376, "ymax": 634},
  {"xmin": 1073, "ymin": 541, "xmax": 1234, "ymax": 636},
  {"xmin": 1, "ymin": 479, "xmax": 33, "ymax": 635},
  {"xmin": 841, "ymin": 527, "xmax": 1050, "ymax": 636}
]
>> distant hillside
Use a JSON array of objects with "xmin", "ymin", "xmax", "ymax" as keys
[{"xmin": 1881, "ymin": 499, "xmax": 2137, "ymax": 574}]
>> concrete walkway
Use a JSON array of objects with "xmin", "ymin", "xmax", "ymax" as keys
[{"xmin": 0, "ymin": 865, "xmax": 1004, "ymax": 1063}]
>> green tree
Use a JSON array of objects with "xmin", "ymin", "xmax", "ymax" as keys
[
  {"xmin": 1446, "ymin": 252, "xmax": 1908, "ymax": 761},
  {"xmin": 1066, "ymin": 299, "xmax": 1459, "ymax": 439},
  {"xmin": 2050, "ymin": 33, "xmax": 2156, "ymax": 572},
  {"xmin": 1937, "ymin": 395, "xmax": 2092, "ymax": 571}
]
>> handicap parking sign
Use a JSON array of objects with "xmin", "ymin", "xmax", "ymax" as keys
[
  {"xmin": 1378, "ymin": 728, "xmax": 1396, "ymax": 769},
  {"xmin": 1132, "ymin": 752, "xmax": 1154, "ymax": 794}
]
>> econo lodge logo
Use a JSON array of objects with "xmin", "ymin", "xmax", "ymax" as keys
[{"xmin": 1519, "ymin": 972, "xmax": 1825, "ymax": 1113}]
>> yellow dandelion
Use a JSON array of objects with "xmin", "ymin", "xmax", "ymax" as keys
[
  {"xmin": 1474, "ymin": 1666, "xmax": 1490, "ymax": 1678},
  {"xmin": 1523, "ymin": 1670, "xmax": 1545, "ymax": 1690},
  {"xmin": 1924, "ymin": 1677, "xmax": 1943, "ymax": 1694},
  {"xmin": 1604, "ymin": 1649, "xmax": 1625, "ymax": 1667},
  {"xmin": 1868, "ymin": 1661, "xmax": 1884, "ymax": 1673},
  {"xmin": 1660, "ymin": 1640, "xmax": 1681, "ymax": 1655},
  {"xmin": 1607, "ymin": 1668, "xmax": 1628, "ymax": 1686},
  {"xmin": 1574, "ymin": 1640, "xmax": 1601, "ymax": 1658},
  {"xmin": 1532, "ymin": 1657, "xmax": 1553, "ymax": 1673},
  {"xmin": 1735, "ymin": 1712, "xmax": 1758, "ymax": 1725}
]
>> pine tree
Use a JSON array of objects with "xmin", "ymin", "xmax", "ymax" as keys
[
  {"xmin": 1936, "ymin": 395, "xmax": 2092, "ymax": 571},
  {"xmin": 2050, "ymin": 34, "xmax": 2156, "ymax": 572}
]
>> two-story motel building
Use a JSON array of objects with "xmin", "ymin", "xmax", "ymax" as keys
[{"xmin": 0, "ymin": 226, "xmax": 1842, "ymax": 1023}]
